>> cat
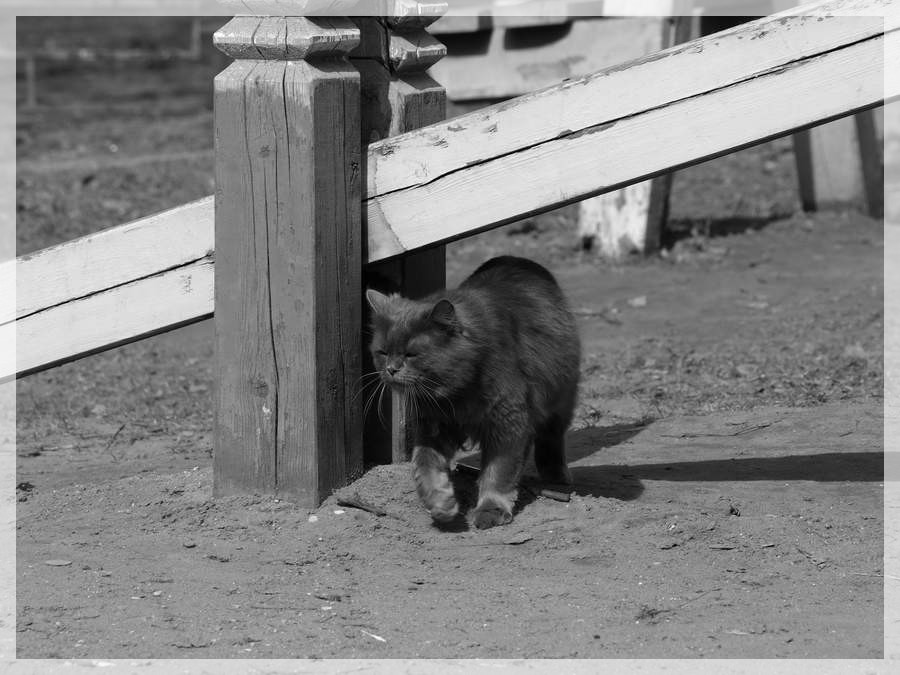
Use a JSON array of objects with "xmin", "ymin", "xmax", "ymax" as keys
[{"xmin": 365, "ymin": 256, "xmax": 581, "ymax": 529}]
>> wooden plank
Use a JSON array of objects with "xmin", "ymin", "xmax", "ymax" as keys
[
  {"xmin": 4, "ymin": 258, "xmax": 213, "ymax": 381},
  {"xmin": 3, "ymin": 196, "xmax": 213, "ymax": 324},
  {"xmin": 369, "ymin": 2, "xmax": 889, "ymax": 202},
  {"xmin": 363, "ymin": 1, "xmax": 895, "ymax": 260},
  {"xmin": 0, "ymin": 197, "xmax": 215, "ymax": 382},
  {"xmin": 213, "ymin": 16, "xmax": 363, "ymax": 504}
]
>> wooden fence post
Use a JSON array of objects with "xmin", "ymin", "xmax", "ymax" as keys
[
  {"xmin": 351, "ymin": 11, "xmax": 448, "ymax": 464},
  {"xmin": 793, "ymin": 110, "xmax": 884, "ymax": 218},
  {"xmin": 213, "ymin": 16, "xmax": 363, "ymax": 504}
]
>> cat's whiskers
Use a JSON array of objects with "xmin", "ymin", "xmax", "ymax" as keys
[
  {"xmin": 352, "ymin": 371, "xmax": 383, "ymax": 404},
  {"xmin": 407, "ymin": 385, "xmax": 425, "ymax": 437},
  {"xmin": 417, "ymin": 375, "xmax": 456, "ymax": 418},
  {"xmin": 376, "ymin": 381, "xmax": 388, "ymax": 428},
  {"xmin": 362, "ymin": 380, "xmax": 383, "ymax": 423}
]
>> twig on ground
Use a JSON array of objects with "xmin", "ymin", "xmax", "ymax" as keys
[
  {"xmin": 335, "ymin": 495, "xmax": 387, "ymax": 517},
  {"xmin": 572, "ymin": 308, "xmax": 623, "ymax": 325},
  {"xmin": 661, "ymin": 420, "xmax": 780, "ymax": 439},
  {"xmin": 676, "ymin": 587, "xmax": 721, "ymax": 609},
  {"xmin": 103, "ymin": 423, "xmax": 127, "ymax": 461}
]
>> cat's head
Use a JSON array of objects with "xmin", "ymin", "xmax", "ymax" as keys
[{"xmin": 365, "ymin": 289, "xmax": 476, "ymax": 399}]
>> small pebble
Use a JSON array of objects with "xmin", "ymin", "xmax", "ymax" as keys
[
  {"xmin": 308, "ymin": 515, "xmax": 319, "ymax": 523},
  {"xmin": 44, "ymin": 560, "xmax": 72, "ymax": 567},
  {"xmin": 627, "ymin": 295, "xmax": 647, "ymax": 308},
  {"xmin": 182, "ymin": 541, "xmax": 197, "ymax": 549},
  {"xmin": 152, "ymin": 591, "xmax": 163, "ymax": 597}
]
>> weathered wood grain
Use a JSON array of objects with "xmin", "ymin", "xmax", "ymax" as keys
[
  {"xmin": 3, "ymin": 197, "xmax": 213, "ymax": 325},
  {"xmin": 213, "ymin": 18, "xmax": 363, "ymax": 504},
  {"xmin": 4, "ymin": 258, "xmax": 213, "ymax": 381},
  {"xmin": 0, "ymin": 198, "xmax": 214, "ymax": 382}
]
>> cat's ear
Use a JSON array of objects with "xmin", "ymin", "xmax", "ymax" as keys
[
  {"xmin": 429, "ymin": 299, "xmax": 458, "ymax": 330},
  {"xmin": 365, "ymin": 289, "xmax": 391, "ymax": 315}
]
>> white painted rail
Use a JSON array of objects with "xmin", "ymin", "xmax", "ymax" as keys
[
  {"xmin": 364, "ymin": 0, "xmax": 897, "ymax": 258},
  {"xmin": 4, "ymin": 0, "xmax": 895, "ymax": 381},
  {"xmin": 2, "ymin": 198, "xmax": 214, "ymax": 379}
]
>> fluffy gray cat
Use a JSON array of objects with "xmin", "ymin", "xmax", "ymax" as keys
[{"xmin": 366, "ymin": 256, "xmax": 581, "ymax": 529}]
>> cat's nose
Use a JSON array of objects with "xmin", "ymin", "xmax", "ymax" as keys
[{"xmin": 386, "ymin": 364, "xmax": 399, "ymax": 376}]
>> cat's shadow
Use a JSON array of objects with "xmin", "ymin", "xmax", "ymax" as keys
[{"xmin": 565, "ymin": 422, "xmax": 648, "ymax": 501}]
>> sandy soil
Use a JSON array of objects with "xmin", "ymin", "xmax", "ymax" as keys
[{"xmin": 14, "ymin": 20, "xmax": 884, "ymax": 659}]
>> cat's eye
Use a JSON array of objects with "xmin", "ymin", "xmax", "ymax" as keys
[
  {"xmin": 375, "ymin": 349, "xmax": 386, "ymax": 356},
  {"xmin": 405, "ymin": 351, "xmax": 417, "ymax": 358}
]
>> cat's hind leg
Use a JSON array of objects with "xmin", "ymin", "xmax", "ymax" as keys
[
  {"xmin": 472, "ymin": 436, "xmax": 529, "ymax": 529},
  {"xmin": 534, "ymin": 414, "xmax": 572, "ymax": 486},
  {"xmin": 412, "ymin": 439, "xmax": 459, "ymax": 523}
]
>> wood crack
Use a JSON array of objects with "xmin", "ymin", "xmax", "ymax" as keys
[{"xmin": 7, "ymin": 254, "xmax": 214, "ymax": 326}]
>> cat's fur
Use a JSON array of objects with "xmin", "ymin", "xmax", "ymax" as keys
[{"xmin": 365, "ymin": 256, "xmax": 581, "ymax": 529}]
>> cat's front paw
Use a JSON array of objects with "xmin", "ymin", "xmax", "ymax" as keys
[
  {"xmin": 428, "ymin": 494, "xmax": 459, "ymax": 523},
  {"xmin": 471, "ymin": 506, "xmax": 513, "ymax": 529}
]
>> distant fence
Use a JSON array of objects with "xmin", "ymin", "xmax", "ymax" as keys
[
  {"xmin": 16, "ymin": 17, "xmax": 213, "ymax": 108},
  {"xmin": 5, "ymin": 0, "xmax": 896, "ymax": 504}
]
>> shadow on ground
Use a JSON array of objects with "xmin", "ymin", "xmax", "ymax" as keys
[
  {"xmin": 564, "ymin": 421, "xmax": 882, "ymax": 501},
  {"xmin": 662, "ymin": 214, "xmax": 787, "ymax": 248}
]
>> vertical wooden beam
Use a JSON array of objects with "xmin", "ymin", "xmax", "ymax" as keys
[
  {"xmin": 856, "ymin": 107, "xmax": 884, "ymax": 219},
  {"xmin": 794, "ymin": 110, "xmax": 884, "ymax": 217},
  {"xmin": 352, "ymin": 10, "xmax": 447, "ymax": 464},
  {"xmin": 213, "ymin": 16, "xmax": 363, "ymax": 504},
  {"xmin": 576, "ymin": 15, "xmax": 692, "ymax": 257}
]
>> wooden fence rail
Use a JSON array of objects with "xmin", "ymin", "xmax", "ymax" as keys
[
  {"xmin": 4, "ymin": 198, "xmax": 214, "ymax": 379},
  {"xmin": 363, "ymin": 2, "xmax": 895, "ymax": 258}
]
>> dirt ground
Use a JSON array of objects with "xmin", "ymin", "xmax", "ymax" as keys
[{"xmin": 14, "ymin": 19, "xmax": 884, "ymax": 659}]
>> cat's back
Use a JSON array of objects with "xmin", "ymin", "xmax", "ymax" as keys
[
  {"xmin": 454, "ymin": 256, "xmax": 579, "ymax": 420},
  {"xmin": 456, "ymin": 256, "xmax": 578, "ymax": 354},
  {"xmin": 461, "ymin": 256, "xmax": 566, "ymax": 304}
]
